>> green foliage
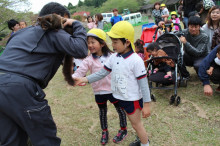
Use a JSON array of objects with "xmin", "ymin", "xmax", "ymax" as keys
[
  {"xmin": 72, "ymin": 15, "xmax": 83, "ymax": 21},
  {"xmin": 100, "ymin": 0, "xmax": 140, "ymax": 13},
  {"xmin": 78, "ymin": 0, "xmax": 84, "ymax": 7}
]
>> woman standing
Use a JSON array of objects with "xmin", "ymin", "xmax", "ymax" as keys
[
  {"xmin": 95, "ymin": 13, "xmax": 104, "ymax": 29},
  {"xmin": 152, "ymin": 2, "xmax": 162, "ymax": 25}
]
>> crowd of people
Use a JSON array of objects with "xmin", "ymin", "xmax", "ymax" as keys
[
  {"xmin": 0, "ymin": 0, "xmax": 219, "ymax": 146},
  {"xmin": 150, "ymin": 0, "xmax": 220, "ymax": 96}
]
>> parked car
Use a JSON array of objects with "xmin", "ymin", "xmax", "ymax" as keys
[
  {"xmin": 122, "ymin": 12, "xmax": 142, "ymax": 25},
  {"xmin": 101, "ymin": 13, "xmax": 114, "ymax": 23}
]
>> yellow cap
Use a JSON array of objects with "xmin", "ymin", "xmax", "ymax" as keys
[
  {"xmin": 160, "ymin": 3, "xmax": 166, "ymax": 7},
  {"xmin": 171, "ymin": 11, "xmax": 177, "ymax": 16},
  {"xmin": 107, "ymin": 21, "xmax": 135, "ymax": 51},
  {"xmin": 87, "ymin": 28, "xmax": 106, "ymax": 41}
]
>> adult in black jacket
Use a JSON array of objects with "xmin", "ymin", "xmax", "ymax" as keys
[
  {"xmin": 0, "ymin": 2, "xmax": 87, "ymax": 146},
  {"xmin": 178, "ymin": 16, "xmax": 209, "ymax": 78}
]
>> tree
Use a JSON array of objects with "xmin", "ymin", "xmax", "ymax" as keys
[
  {"xmin": 78, "ymin": 0, "xmax": 84, "ymax": 7},
  {"xmin": 100, "ymin": 0, "xmax": 139, "ymax": 13}
]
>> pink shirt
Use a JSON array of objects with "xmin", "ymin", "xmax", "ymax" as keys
[
  {"xmin": 72, "ymin": 54, "xmax": 111, "ymax": 94},
  {"xmin": 137, "ymin": 53, "xmax": 145, "ymax": 60},
  {"xmin": 87, "ymin": 22, "xmax": 97, "ymax": 29}
]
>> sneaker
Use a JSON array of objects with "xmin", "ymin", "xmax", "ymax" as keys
[
  {"xmin": 129, "ymin": 136, "xmax": 141, "ymax": 146},
  {"xmin": 164, "ymin": 75, "xmax": 172, "ymax": 80},
  {"xmin": 101, "ymin": 131, "xmax": 109, "ymax": 145},
  {"xmin": 113, "ymin": 130, "xmax": 127, "ymax": 143},
  {"xmin": 129, "ymin": 136, "xmax": 150, "ymax": 146}
]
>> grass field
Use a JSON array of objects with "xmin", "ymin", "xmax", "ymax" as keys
[{"xmin": 45, "ymin": 25, "xmax": 220, "ymax": 146}]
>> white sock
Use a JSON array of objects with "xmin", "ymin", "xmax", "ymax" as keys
[{"xmin": 141, "ymin": 141, "xmax": 149, "ymax": 146}]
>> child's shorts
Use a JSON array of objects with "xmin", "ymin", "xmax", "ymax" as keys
[
  {"xmin": 117, "ymin": 98, "xmax": 143, "ymax": 115},
  {"xmin": 95, "ymin": 94, "xmax": 118, "ymax": 104}
]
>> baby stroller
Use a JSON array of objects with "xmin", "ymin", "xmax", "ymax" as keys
[{"xmin": 146, "ymin": 23, "xmax": 186, "ymax": 106}]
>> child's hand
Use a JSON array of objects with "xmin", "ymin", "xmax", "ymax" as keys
[
  {"xmin": 142, "ymin": 102, "xmax": 151, "ymax": 118},
  {"xmin": 73, "ymin": 77, "xmax": 88, "ymax": 86}
]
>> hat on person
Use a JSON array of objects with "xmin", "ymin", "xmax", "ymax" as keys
[
  {"xmin": 160, "ymin": 3, "xmax": 166, "ymax": 7},
  {"xmin": 87, "ymin": 28, "xmax": 106, "ymax": 41},
  {"xmin": 171, "ymin": 11, "xmax": 177, "ymax": 16},
  {"xmin": 107, "ymin": 21, "xmax": 135, "ymax": 51}
]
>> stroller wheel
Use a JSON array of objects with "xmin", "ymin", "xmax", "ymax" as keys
[
  {"xmin": 175, "ymin": 96, "xmax": 181, "ymax": 106},
  {"xmin": 151, "ymin": 94, "xmax": 156, "ymax": 102},
  {"xmin": 169, "ymin": 95, "xmax": 176, "ymax": 105}
]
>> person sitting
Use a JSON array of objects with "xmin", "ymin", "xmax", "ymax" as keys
[
  {"xmin": 147, "ymin": 42, "xmax": 175, "ymax": 81},
  {"xmin": 177, "ymin": 16, "xmax": 209, "ymax": 79},
  {"xmin": 198, "ymin": 45, "xmax": 220, "ymax": 96}
]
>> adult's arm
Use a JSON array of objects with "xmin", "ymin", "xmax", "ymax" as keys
[
  {"xmin": 198, "ymin": 46, "xmax": 218, "ymax": 85},
  {"xmin": 54, "ymin": 20, "xmax": 88, "ymax": 59}
]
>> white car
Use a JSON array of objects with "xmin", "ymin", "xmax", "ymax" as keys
[
  {"xmin": 122, "ymin": 12, "xmax": 142, "ymax": 25},
  {"xmin": 101, "ymin": 13, "xmax": 114, "ymax": 23}
]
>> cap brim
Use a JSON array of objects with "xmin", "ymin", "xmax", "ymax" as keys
[
  {"xmin": 87, "ymin": 33, "xmax": 98, "ymax": 38},
  {"xmin": 107, "ymin": 31, "xmax": 122, "ymax": 39},
  {"xmin": 107, "ymin": 31, "xmax": 135, "ymax": 52}
]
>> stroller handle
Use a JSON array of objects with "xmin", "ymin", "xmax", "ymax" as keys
[{"xmin": 152, "ymin": 23, "xmax": 183, "ymax": 40}]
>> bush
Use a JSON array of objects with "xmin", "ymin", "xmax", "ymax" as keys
[{"xmin": 72, "ymin": 15, "xmax": 83, "ymax": 21}]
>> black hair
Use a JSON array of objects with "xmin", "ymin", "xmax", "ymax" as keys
[
  {"xmin": 87, "ymin": 16, "xmax": 94, "ymax": 22},
  {"xmin": 7, "ymin": 19, "xmax": 19, "ymax": 30},
  {"xmin": 88, "ymin": 36, "xmax": 113, "ymax": 56},
  {"xmin": 195, "ymin": 1, "xmax": 203, "ymax": 12},
  {"xmin": 188, "ymin": 16, "xmax": 202, "ymax": 26},
  {"xmin": 146, "ymin": 42, "xmax": 160, "ymax": 52},
  {"xmin": 188, "ymin": 11, "xmax": 199, "ymax": 18},
  {"xmin": 39, "ymin": 2, "xmax": 70, "ymax": 18},
  {"xmin": 134, "ymin": 39, "xmax": 144, "ymax": 53}
]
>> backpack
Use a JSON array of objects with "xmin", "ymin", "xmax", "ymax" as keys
[{"xmin": 203, "ymin": 0, "xmax": 215, "ymax": 10}]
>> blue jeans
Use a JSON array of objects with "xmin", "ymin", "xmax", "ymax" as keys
[{"xmin": 183, "ymin": 17, "xmax": 189, "ymax": 28}]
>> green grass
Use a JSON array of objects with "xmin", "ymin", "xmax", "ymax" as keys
[{"xmin": 44, "ymin": 25, "xmax": 220, "ymax": 146}]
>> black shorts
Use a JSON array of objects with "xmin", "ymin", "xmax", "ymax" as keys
[
  {"xmin": 95, "ymin": 94, "xmax": 118, "ymax": 104},
  {"xmin": 117, "ymin": 98, "xmax": 143, "ymax": 115}
]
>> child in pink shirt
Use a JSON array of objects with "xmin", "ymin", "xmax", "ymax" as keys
[
  {"xmin": 72, "ymin": 28, "xmax": 128, "ymax": 145},
  {"xmin": 87, "ymin": 16, "xmax": 97, "ymax": 30}
]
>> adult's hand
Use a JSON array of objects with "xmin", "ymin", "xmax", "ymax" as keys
[
  {"xmin": 63, "ymin": 18, "xmax": 76, "ymax": 27},
  {"xmin": 204, "ymin": 84, "xmax": 213, "ymax": 96},
  {"xmin": 180, "ymin": 36, "xmax": 187, "ymax": 44}
]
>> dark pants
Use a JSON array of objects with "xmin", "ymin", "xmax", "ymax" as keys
[
  {"xmin": 0, "ymin": 73, "xmax": 61, "ymax": 146},
  {"xmin": 179, "ymin": 53, "xmax": 205, "ymax": 77},
  {"xmin": 210, "ymin": 67, "xmax": 220, "ymax": 85}
]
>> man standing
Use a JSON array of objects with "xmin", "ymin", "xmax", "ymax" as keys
[
  {"xmin": 111, "ymin": 8, "xmax": 123, "ymax": 26},
  {"xmin": 0, "ymin": 2, "xmax": 87, "ymax": 146}
]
